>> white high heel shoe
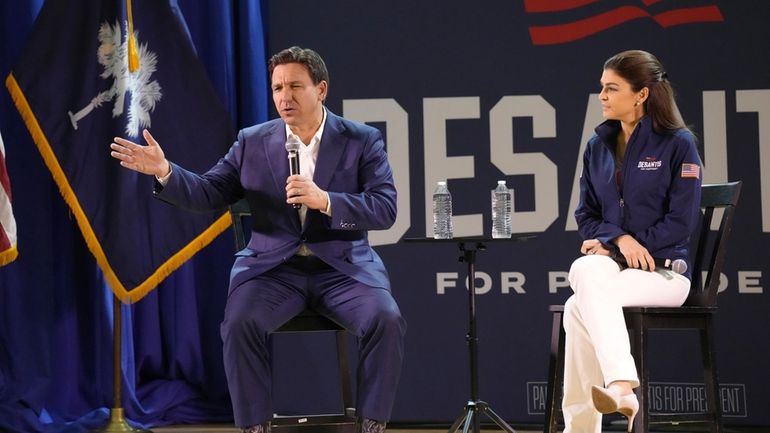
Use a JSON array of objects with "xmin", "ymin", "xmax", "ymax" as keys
[{"xmin": 591, "ymin": 385, "xmax": 639, "ymax": 432}]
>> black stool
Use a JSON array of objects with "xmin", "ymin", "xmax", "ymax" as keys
[{"xmin": 230, "ymin": 199, "xmax": 356, "ymax": 432}]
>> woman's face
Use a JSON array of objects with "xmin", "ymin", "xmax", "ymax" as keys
[{"xmin": 598, "ymin": 68, "xmax": 646, "ymax": 124}]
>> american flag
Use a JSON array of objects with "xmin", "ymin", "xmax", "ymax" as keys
[
  {"xmin": 0, "ymin": 130, "xmax": 18, "ymax": 266},
  {"xmin": 681, "ymin": 163, "xmax": 701, "ymax": 179}
]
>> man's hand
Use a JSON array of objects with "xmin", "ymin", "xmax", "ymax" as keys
[
  {"xmin": 613, "ymin": 234, "xmax": 655, "ymax": 271},
  {"xmin": 286, "ymin": 175, "xmax": 328, "ymax": 211},
  {"xmin": 580, "ymin": 239, "xmax": 612, "ymax": 256},
  {"xmin": 110, "ymin": 129, "xmax": 170, "ymax": 178}
]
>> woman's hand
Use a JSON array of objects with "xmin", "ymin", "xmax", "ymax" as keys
[
  {"xmin": 580, "ymin": 239, "xmax": 611, "ymax": 256},
  {"xmin": 613, "ymin": 234, "xmax": 655, "ymax": 271}
]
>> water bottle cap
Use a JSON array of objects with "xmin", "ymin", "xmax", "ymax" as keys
[
  {"xmin": 497, "ymin": 180, "xmax": 506, "ymax": 185},
  {"xmin": 437, "ymin": 181, "xmax": 447, "ymax": 185}
]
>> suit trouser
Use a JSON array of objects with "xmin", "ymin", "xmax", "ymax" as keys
[
  {"xmin": 562, "ymin": 255, "xmax": 690, "ymax": 433},
  {"xmin": 220, "ymin": 255, "xmax": 406, "ymax": 428}
]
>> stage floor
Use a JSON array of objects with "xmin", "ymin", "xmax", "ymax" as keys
[
  {"xmin": 151, "ymin": 425, "xmax": 767, "ymax": 433},
  {"xmin": 149, "ymin": 426, "xmax": 768, "ymax": 433},
  {"xmin": 152, "ymin": 427, "xmax": 539, "ymax": 433}
]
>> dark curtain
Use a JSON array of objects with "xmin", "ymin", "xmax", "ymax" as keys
[{"xmin": 0, "ymin": 1, "xmax": 268, "ymax": 431}]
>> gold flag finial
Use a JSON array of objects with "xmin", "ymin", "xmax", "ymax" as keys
[{"xmin": 126, "ymin": 0, "xmax": 139, "ymax": 72}]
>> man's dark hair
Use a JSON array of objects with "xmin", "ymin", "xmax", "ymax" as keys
[{"xmin": 268, "ymin": 46, "xmax": 329, "ymax": 85}]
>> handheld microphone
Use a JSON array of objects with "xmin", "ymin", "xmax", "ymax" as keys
[
  {"xmin": 285, "ymin": 136, "xmax": 301, "ymax": 209},
  {"xmin": 610, "ymin": 251, "xmax": 687, "ymax": 275}
]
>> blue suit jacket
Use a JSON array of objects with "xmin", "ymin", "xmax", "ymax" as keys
[{"xmin": 155, "ymin": 110, "xmax": 397, "ymax": 291}]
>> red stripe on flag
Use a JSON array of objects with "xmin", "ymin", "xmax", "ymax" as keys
[
  {"xmin": 653, "ymin": 6, "xmax": 724, "ymax": 27},
  {"xmin": 529, "ymin": 6, "xmax": 649, "ymax": 45},
  {"xmin": 0, "ymin": 221, "xmax": 11, "ymax": 250},
  {"xmin": 524, "ymin": 0, "xmax": 599, "ymax": 13},
  {"xmin": 681, "ymin": 163, "xmax": 700, "ymax": 179},
  {"xmin": 0, "ymin": 145, "xmax": 13, "ymax": 254},
  {"xmin": 0, "ymin": 150, "xmax": 11, "ymax": 202}
]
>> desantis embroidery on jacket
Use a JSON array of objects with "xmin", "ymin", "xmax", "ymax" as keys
[{"xmin": 637, "ymin": 156, "xmax": 663, "ymax": 171}]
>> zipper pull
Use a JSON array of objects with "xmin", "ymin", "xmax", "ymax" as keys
[{"xmin": 619, "ymin": 198, "xmax": 625, "ymax": 208}]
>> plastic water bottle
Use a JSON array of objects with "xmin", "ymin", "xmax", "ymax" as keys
[
  {"xmin": 491, "ymin": 180, "xmax": 512, "ymax": 238},
  {"xmin": 432, "ymin": 181, "xmax": 453, "ymax": 239}
]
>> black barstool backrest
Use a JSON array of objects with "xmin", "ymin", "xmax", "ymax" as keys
[{"xmin": 686, "ymin": 181, "xmax": 742, "ymax": 307}]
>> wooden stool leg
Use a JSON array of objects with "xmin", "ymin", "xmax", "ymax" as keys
[
  {"xmin": 544, "ymin": 309, "xmax": 565, "ymax": 433},
  {"xmin": 628, "ymin": 315, "xmax": 648, "ymax": 433},
  {"xmin": 701, "ymin": 317, "xmax": 723, "ymax": 433},
  {"xmin": 335, "ymin": 330, "xmax": 355, "ymax": 417}
]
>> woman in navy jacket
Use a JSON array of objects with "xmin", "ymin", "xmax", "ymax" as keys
[{"xmin": 562, "ymin": 50, "xmax": 703, "ymax": 433}]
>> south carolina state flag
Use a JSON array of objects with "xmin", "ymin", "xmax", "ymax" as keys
[
  {"xmin": 0, "ymin": 131, "xmax": 18, "ymax": 266},
  {"xmin": 6, "ymin": 0, "xmax": 235, "ymax": 302}
]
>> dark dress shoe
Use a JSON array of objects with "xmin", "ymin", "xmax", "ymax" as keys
[
  {"xmin": 359, "ymin": 418, "xmax": 386, "ymax": 433},
  {"xmin": 241, "ymin": 423, "xmax": 270, "ymax": 433}
]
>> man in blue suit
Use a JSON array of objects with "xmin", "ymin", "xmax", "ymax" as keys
[{"xmin": 111, "ymin": 46, "xmax": 405, "ymax": 433}]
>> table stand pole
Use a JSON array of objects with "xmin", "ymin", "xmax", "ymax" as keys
[{"xmin": 446, "ymin": 242, "xmax": 516, "ymax": 433}]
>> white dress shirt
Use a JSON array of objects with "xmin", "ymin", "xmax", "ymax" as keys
[{"xmin": 286, "ymin": 108, "xmax": 330, "ymax": 256}]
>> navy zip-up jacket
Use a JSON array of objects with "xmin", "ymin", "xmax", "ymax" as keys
[{"xmin": 575, "ymin": 116, "xmax": 703, "ymax": 280}]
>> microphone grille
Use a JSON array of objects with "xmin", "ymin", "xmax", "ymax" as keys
[
  {"xmin": 671, "ymin": 259, "xmax": 688, "ymax": 275},
  {"xmin": 285, "ymin": 136, "xmax": 301, "ymax": 152}
]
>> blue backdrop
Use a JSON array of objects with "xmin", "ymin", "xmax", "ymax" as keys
[{"xmin": 2, "ymin": 0, "xmax": 769, "ymax": 432}]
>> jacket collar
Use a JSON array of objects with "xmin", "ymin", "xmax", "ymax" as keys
[{"xmin": 594, "ymin": 115, "xmax": 653, "ymax": 148}]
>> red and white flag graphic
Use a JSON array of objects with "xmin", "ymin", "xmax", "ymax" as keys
[
  {"xmin": 0, "ymin": 131, "xmax": 18, "ymax": 266},
  {"xmin": 681, "ymin": 162, "xmax": 701, "ymax": 179},
  {"xmin": 525, "ymin": 0, "xmax": 724, "ymax": 45}
]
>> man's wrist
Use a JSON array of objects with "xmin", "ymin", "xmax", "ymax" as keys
[
  {"xmin": 155, "ymin": 161, "xmax": 172, "ymax": 185},
  {"xmin": 158, "ymin": 161, "xmax": 171, "ymax": 178},
  {"xmin": 322, "ymin": 191, "xmax": 332, "ymax": 216}
]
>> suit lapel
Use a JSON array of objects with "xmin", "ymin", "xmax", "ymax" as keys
[
  {"xmin": 265, "ymin": 121, "xmax": 302, "ymax": 230},
  {"xmin": 265, "ymin": 121, "xmax": 289, "ymax": 188},
  {"xmin": 314, "ymin": 111, "xmax": 347, "ymax": 190}
]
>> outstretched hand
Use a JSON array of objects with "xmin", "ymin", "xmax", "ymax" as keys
[{"xmin": 110, "ymin": 129, "xmax": 170, "ymax": 178}]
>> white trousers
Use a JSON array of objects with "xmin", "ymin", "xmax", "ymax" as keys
[{"xmin": 562, "ymin": 255, "xmax": 690, "ymax": 433}]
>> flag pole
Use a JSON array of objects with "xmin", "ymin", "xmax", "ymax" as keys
[
  {"xmin": 94, "ymin": 294, "xmax": 151, "ymax": 433},
  {"xmin": 97, "ymin": 1, "xmax": 146, "ymax": 428}
]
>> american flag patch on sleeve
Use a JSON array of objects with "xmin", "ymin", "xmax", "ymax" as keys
[{"xmin": 681, "ymin": 163, "xmax": 700, "ymax": 179}]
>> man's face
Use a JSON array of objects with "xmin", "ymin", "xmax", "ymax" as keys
[{"xmin": 271, "ymin": 63, "xmax": 327, "ymax": 130}]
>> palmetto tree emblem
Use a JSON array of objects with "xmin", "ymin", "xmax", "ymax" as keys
[{"xmin": 68, "ymin": 21, "xmax": 162, "ymax": 138}]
